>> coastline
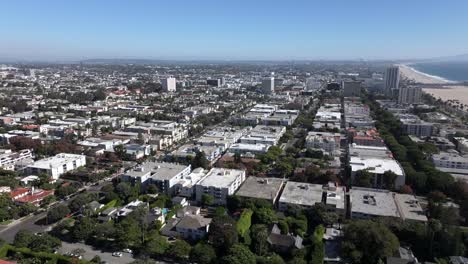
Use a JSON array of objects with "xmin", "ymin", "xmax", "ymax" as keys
[
  {"xmin": 398, "ymin": 64, "xmax": 468, "ymax": 105},
  {"xmin": 398, "ymin": 64, "xmax": 452, "ymax": 84}
]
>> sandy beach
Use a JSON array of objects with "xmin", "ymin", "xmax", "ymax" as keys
[
  {"xmin": 398, "ymin": 64, "xmax": 468, "ymax": 105},
  {"xmin": 398, "ymin": 64, "xmax": 451, "ymax": 84}
]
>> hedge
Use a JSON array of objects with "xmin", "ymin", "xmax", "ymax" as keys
[{"xmin": 236, "ymin": 209, "xmax": 253, "ymax": 237}]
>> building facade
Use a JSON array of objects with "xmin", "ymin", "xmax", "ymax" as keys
[
  {"xmin": 385, "ymin": 66, "xmax": 400, "ymax": 95},
  {"xmin": 262, "ymin": 77, "xmax": 275, "ymax": 94},
  {"xmin": 162, "ymin": 77, "xmax": 176, "ymax": 92}
]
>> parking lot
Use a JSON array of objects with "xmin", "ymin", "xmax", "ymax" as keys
[{"xmin": 58, "ymin": 241, "xmax": 135, "ymax": 264}]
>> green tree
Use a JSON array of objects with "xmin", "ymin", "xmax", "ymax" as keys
[
  {"xmin": 115, "ymin": 217, "xmax": 143, "ymax": 248},
  {"xmin": 137, "ymin": 132, "xmax": 145, "ymax": 144},
  {"xmin": 69, "ymin": 193, "xmax": 94, "ymax": 212},
  {"xmin": 144, "ymin": 234, "xmax": 169, "ymax": 256},
  {"xmin": 274, "ymin": 158, "xmax": 294, "ymax": 177},
  {"xmin": 209, "ymin": 215, "xmax": 239, "ymax": 252},
  {"xmin": 192, "ymin": 151, "xmax": 210, "ymax": 169},
  {"xmin": 168, "ymin": 240, "xmax": 192, "ymax": 261},
  {"xmin": 383, "ymin": 170, "xmax": 398, "ymax": 190},
  {"xmin": 342, "ymin": 220, "xmax": 399, "ymax": 264},
  {"xmin": 278, "ymin": 220, "xmax": 289, "ymax": 234},
  {"xmin": 353, "ymin": 170, "xmax": 374, "ymax": 188},
  {"xmin": 305, "ymin": 149, "xmax": 324, "ymax": 159},
  {"xmin": 72, "ymin": 217, "xmax": 97, "ymax": 241},
  {"xmin": 28, "ymin": 234, "xmax": 61, "ymax": 252},
  {"xmin": 14, "ymin": 230, "xmax": 34, "ymax": 248},
  {"xmin": 115, "ymin": 182, "xmax": 138, "ymax": 202},
  {"xmin": 310, "ymin": 225, "xmax": 325, "ymax": 264},
  {"xmin": 47, "ymin": 204, "xmax": 70, "ymax": 223},
  {"xmin": 222, "ymin": 244, "xmax": 256, "ymax": 264},
  {"xmin": 214, "ymin": 206, "xmax": 226, "ymax": 217},
  {"xmin": 190, "ymin": 242, "xmax": 217, "ymax": 264},
  {"xmin": 93, "ymin": 88, "xmax": 107, "ymax": 101},
  {"xmin": 91, "ymin": 255, "xmax": 102, "ymax": 264},
  {"xmin": 307, "ymin": 204, "xmax": 338, "ymax": 228},
  {"xmin": 253, "ymin": 207, "xmax": 277, "ymax": 225},
  {"xmin": 201, "ymin": 193, "xmax": 214, "ymax": 206},
  {"xmin": 237, "ymin": 209, "xmax": 253, "ymax": 238},
  {"xmin": 251, "ymin": 224, "xmax": 269, "ymax": 256},
  {"xmin": 257, "ymin": 254, "xmax": 285, "ymax": 264},
  {"xmin": 114, "ymin": 144, "xmax": 127, "ymax": 159}
]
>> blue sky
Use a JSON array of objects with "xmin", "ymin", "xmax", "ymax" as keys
[{"xmin": 1, "ymin": 0, "xmax": 467, "ymax": 61}]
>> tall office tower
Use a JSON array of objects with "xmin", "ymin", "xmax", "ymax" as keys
[
  {"xmin": 161, "ymin": 77, "xmax": 176, "ymax": 92},
  {"xmin": 385, "ymin": 66, "xmax": 400, "ymax": 95},
  {"xmin": 398, "ymin": 87, "xmax": 422, "ymax": 105},
  {"xmin": 262, "ymin": 77, "xmax": 275, "ymax": 94}
]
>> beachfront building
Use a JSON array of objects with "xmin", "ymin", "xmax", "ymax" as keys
[
  {"xmin": 398, "ymin": 87, "xmax": 422, "ymax": 105},
  {"xmin": 398, "ymin": 114, "xmax": 433, "ymax": 138},
  {"xmin": 385, "ymin": 66, "xmax": 400, "ymax": 96}
]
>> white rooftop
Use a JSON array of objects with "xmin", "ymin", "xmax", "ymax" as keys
[
  {"xmin": 198, "ymin": 168, "xmax": 244, "ymax": 188},
  {"xmin": 28, "ymin": 153, "xmax": 85, "ymax": 169},
  {"xmin": 350, "ymin": 156, "xmax": 404, "ymax": 176}
]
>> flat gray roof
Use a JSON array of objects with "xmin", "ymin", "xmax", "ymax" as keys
[
  {"xmin": 394, "ymin": 193, "xmax": 428, "ymax": 222},
  {"xmin": 279, "ymin": 181, "xmax": 324, "ymax": 207},
  {"xmin": 350, "ymin": 187, "xmax": 399, "ymax": 217},
  {"xmin": 236, "ymin": 177, "xmax": 285, "ymax": 202}
]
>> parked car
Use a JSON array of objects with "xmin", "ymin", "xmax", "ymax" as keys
[
  {"xmin": 112, "ymin": 252, "xmax": 123, "ymax": 257},
  {"xmin": 122, "ymin": 248, "xmax": 133, "ymax": 254}
]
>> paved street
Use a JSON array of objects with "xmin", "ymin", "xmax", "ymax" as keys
[
  {"xmin": 0, "ymin": 179, "xmax": 111, "ymax": 244},
  {"xmin": 0, "ymin": 211, "xmax": 49, "ymax": 243}
]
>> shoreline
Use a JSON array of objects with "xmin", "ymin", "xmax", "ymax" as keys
[
  {"xmin": 398, "ymin": 64, "xmax": 453, "ymax": 84},
  {"xmin": 398, "ymin": 64, "xmax": 468, "ymax": 105}
]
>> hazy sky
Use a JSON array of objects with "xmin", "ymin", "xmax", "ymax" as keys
[{"xmin": 1, "ymin": 0, "xmax": 467, "ymax": 61}]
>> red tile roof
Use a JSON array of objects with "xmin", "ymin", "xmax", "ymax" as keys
[
  {"xmin": 15, "ymin": 189, "xmax": 54, "ymax": 205},
  {"xmin": 10, "ymin": 188, "xmax": 29, "ymax": 199}
]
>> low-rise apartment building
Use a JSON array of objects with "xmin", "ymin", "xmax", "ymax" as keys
[
  {"xmin": 25, "ymin": 153, "xmax": 86, "ymax": 180},
  {"xmin": 195, "ymin": 168, "xmax": 246, "ymax": 205}
]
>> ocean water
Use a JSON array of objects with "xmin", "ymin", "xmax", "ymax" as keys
[{"xmin": 410, "ymin": 62, "xmax": 468, "ymax": 82}]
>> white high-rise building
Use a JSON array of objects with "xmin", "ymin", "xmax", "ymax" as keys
[
  {"xmin": 398, "ymin": 87, "xmax": 422, "ymax": 105},
  {"xmin": 162, "ymin": 77, "xmax": 176, "ymax": 92},
  {"xmin": 262, "ymin": 77, "xmax": 275, "ymax": 94},
  {"xmin": 385, "ymin": 66, "xmax": 400, "ymax": 95}
]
